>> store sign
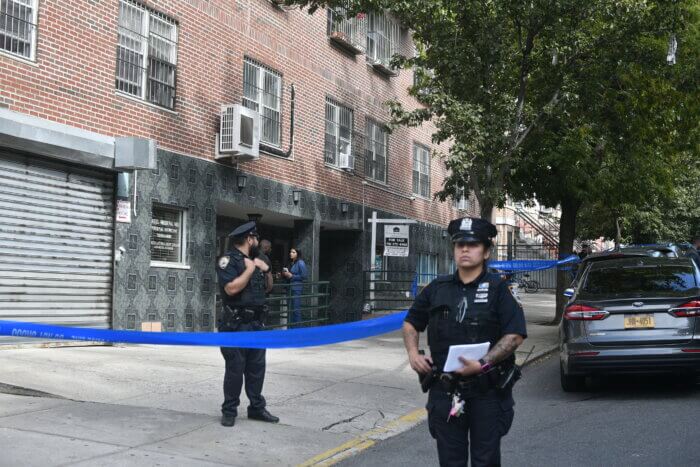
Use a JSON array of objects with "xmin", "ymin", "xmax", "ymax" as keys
[
  {"xmin": 384, "ymin": 225, "xmax": 409, "ymax": 257},
  {"xmin": 116, "ymin": 199, "xmax": 131, "ymax": 223}
]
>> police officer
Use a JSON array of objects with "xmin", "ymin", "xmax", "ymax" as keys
[
  {"xmin": 403, "ymin": 217, "xmax": 527, "ymax": 467},
  {"xmin": 216, "ymin": 221, "xmax": 279, "ymax": 427}
]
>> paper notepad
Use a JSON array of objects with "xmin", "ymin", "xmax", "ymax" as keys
[{"xmin": 443, "ymin": 342, "xmax": 490, "ymax": 372}]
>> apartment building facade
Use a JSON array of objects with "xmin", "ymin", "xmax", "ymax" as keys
[{"xmin": 0, "ymin": 0, "xmax": 478, "ymax": 336}]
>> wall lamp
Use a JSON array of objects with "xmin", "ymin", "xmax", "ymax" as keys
[
  {"xmin": 292, "ymin": 190, "xmax": 301, "ymax": 204},
  {"xmin": 340, "ymin": 202, "xmax": 349, "ymax": 215},
  {"xmin": 236, "ymin": 174, "xmax": 248, "ymax": 192}
]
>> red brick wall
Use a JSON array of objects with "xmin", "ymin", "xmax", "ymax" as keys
[{"xmin": 0, "ymin": 0, "xmax": 476, "ymax": 225}]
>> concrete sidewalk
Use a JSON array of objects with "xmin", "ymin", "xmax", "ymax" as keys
[{"xmin": 0, "ymin": 294, "xmax": 558, "ymax": 466}]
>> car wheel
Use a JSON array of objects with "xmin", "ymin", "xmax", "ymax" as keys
[{"xmin": 560, "ymin": 362, "xmax": 586, "ymax": 392}]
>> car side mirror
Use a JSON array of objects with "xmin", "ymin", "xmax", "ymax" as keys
[{"xmin": 563, "ymin": 288, "xmax": 575, "ymax": 298}]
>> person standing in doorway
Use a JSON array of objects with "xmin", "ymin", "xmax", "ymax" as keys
[
  {"xmin": 281, "ymin": 247, "xmax": 308, "ymax": 324},
  {"xmin": 258, "ymin": 239, "xmax": 274, "ymax": 294}
]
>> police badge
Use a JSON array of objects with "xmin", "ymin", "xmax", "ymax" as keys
[{"xmin": 218, "ymin": 256, "xmax": 230, "ymax": 269}]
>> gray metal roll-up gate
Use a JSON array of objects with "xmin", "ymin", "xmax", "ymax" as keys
[{"xmin": 0, "ymin": 152, "xmax": 115, "ymax": 338}]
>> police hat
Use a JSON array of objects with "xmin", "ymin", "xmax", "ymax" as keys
[
  {"xmin": 228, "ymin": 221, "xmax": 258, "ymax": 239},
  {"xmin": 447, "ymin": 217, "xmax": 497, "ymax": 244}
]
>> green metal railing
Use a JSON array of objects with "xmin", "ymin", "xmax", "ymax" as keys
[{"xmin": 264, "ymin": 281, "xmax": 331, "ymax": 329}]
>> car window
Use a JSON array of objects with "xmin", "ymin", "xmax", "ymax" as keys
[{"xmin": 582, "ymin": 265, "xmax": 697, "ymax": 295}]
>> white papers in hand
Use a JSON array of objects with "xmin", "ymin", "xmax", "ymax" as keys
[{"xmin": 443, "ymin": 342, "xmax": 490, "ymax": 372}]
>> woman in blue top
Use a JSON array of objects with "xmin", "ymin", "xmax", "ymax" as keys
[{"xmin": 281, "ymin": 247, "xmax": 308, "ymax": 324}]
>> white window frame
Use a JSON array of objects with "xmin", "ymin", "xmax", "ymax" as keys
[
  {"xmin": 365, "ymin": 120, "xmax": 388, "ymax": 183},
  {"xmin": 413, "ymin": 144, "xmax": 431, "ymax": 198},
  {"xmin": 366, "ymin": 11, "xmax": 399, "ymax": 66},
  {"xmin": 454, "ymin": 188, "xmax": 469, "ymax": 211},
  {"xmin": 0, "ymin": 0, "xmax": 39, "ymax": 61},
  {"xmin": 150, "ymin": 205, "xmax": 189, "ymax": 269},
  {"xmin": 243, "ymin": 58, "xmax": 282, "ymax": 147},
  {"xmin": 324, "ymin": 98, "xmax": 353, "ymax": 168},
  {"xmin": 417, "ymin": 253, "xmax": 438, "ymax": 286},
  {"xmin": 116, "ymin": 0, "xmax": 178, "ymax": 109}
]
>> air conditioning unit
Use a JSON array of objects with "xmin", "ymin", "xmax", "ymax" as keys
[
  {"xmin": 217, "ymin": 104, "xmax": 260, "ymax": 161},
  {"xmin": 337, "ymin": 146, "xmax": 355, "ymax": 171}
]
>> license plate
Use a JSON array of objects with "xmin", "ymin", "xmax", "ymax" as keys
[{"xmin": 624, "ymin": 314, "xmax": 655, "ymax": 329}]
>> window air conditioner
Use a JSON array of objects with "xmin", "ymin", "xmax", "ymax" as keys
[
  {"xmin": 337, "ymin": 146, "xmax": 355, "ymax": 171},
  {"xmin": 217, "ymin": 104, "xmax": 260, "ymax": 161}
]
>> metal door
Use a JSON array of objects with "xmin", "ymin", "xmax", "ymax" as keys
[{"xmin": 0, "ymin": 152, "xmax": 115, "ymax": 341}]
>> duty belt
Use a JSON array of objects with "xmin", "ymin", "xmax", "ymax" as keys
[
  {"xmin": 222, "ymin": 305, "xmax": 264, "ymax": 325},
  {"xmin": 420, "ymin": 361, "xmax": 521, "ymax": 397}
]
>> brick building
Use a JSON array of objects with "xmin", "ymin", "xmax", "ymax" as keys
[{"xmin": 0, "ymin": 0, "xmax": 478, "ymax": 338}]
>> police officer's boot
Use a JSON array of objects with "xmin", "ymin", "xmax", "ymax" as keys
[
  {"xmin": 248, "ymin": 408, "xmax": 279, "ymax": 423},
  {"xmin": 221, "ymin": 414, "xmax": 236, "ymax": 427}
]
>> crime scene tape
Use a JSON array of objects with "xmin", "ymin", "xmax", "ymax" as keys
[
  {"xmin": 489, "ymin": 254, "xmax": 580, "ymax": 272},
  {"xmin": 0, "ymin": 311, "xmax": 408, "ymax": 348}
]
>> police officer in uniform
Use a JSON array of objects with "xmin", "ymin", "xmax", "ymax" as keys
[
  {"xmin": 403, "ymin": 217, "xmax": 527, "ymax": 467},
  {"xmin": 216, "ymin": 222, "xmax": 279, "ymax": 427}
]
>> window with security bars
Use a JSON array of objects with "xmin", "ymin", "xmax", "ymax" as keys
[
  {"xmin": 413, "ymin": 144, "xmax": 431, "ymax": 198},
  {"xmin": 0, "ymin": 0, "xmax": 37, "ymax": 60},
  {"xmin": 324, "ymin": 99, "xmax": 353, "ymax": 167},
  {"xmin": 116, "ymin": 0, "xmax": 178, "ymax": 109},
  {"xmin": 417, "ymin": 253, "xmax": 438, "ymax": 285},
  {"xmin": 327, "ymin": 4, "xmax": 367, "ymax": 53},
  {"xmin": 151, "ymin": 205, "xmax": 187, "ymax": 265},
  {"xmin": 365, "ymin": 120, "xmax": 387, "ymax": 183},
  {"xmin": 243, "ymin": 59, "xmax": 282, "ymax": 147},
  {"xmin": 366, "ymin": 12, "xmax": 399, "ymax": 67}
]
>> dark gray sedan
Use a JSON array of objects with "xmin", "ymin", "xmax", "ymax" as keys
[{"xmin": 559, "ymin": 256, "xmax": 700, "ymax": 391}]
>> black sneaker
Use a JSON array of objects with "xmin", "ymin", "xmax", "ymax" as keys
[
  {"xmin": 221, "ymin": 414, "xmax": 236, "ymax": 427},
  {"xmin": 247, "ymin": 408, "xmax": 279, "ymax": 423}
]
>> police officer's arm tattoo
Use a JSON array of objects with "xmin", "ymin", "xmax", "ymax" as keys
[{"xmin": 483, "ymin": 334, "xmax": 524, "ymax": 365}]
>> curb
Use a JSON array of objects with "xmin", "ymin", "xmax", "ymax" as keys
[
  {"xmin": 297, "ymin": 408, "xmax": 427, "ymax": 467},
  {"xmin": 299, "ymin": 345, "xmax": 558, "ymax": 466}
]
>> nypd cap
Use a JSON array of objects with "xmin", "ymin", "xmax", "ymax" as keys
[
  {"xmin": 447, "ymin": 217, "xmax": 497, "ymax": 244},
  {"xmin": 228, "ymin": 221, "xmax": 258, "ymax": 239}
]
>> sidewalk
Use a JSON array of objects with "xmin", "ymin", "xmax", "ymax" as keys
[{"xmin": 0, "ymin": 294, "xmax": 558, "ymax": 467}]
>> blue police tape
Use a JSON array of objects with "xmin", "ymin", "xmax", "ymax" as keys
[
  {"xmin": 489, "ymin": 254, "xmax": 580, "ymax": 272},
  {"xmin": 0, "ymin": 312, "xmax": 408, "ymax": 348}
]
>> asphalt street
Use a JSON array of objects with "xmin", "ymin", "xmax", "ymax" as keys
[{"xmin": 339, "ymin": 355, "xmax": 700, "ymax": 467}]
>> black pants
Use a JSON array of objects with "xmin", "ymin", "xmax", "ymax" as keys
[
  {"xmin": 427, "ymin": 388, "xmax": 515, "ymax": 467},
  {"xmin": 220, "ymin": 322, "xmax": 267, "ymax": 417}
]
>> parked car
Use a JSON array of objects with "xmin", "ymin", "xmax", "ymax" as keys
[{"xmin": 559, "ymin": 256, "xmax": 700, "ymax": 391}]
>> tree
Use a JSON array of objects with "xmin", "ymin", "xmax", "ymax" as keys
[{"xmin": 511, "ymin": 1, "xmax": 700, "ymax": 320}]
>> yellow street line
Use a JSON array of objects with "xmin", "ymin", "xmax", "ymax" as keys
[{"xmin": 297, "ymin": 407, "xmax": 427, "ymax": 467}]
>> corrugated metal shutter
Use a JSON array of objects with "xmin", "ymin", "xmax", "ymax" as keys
[{"xmin": 0, "ymin": 152, "xmax": 115, "ymax": 338}]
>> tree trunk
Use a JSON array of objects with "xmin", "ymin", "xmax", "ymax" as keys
[
  {"xmin": 480, "ymin": 199, "xmax": 494, "ymax": 223},
  {"xmin": 554, "ymin": 197, "xmax": 580, "ymax": 324},
  {"xmin": 615, "ymin": 217, "xmax": 622, "ymax": 248}
]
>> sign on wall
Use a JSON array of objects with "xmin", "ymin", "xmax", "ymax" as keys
[
  {"xmin": 116, "ymin": 199, "xmax": 131, "ymax": 223},
  {"xmin": 384, "ymin": 225, "xmax": 409, "ymax": 257}
]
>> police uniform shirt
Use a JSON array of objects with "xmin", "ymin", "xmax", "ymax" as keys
[
  {"xmin": 216, "ymin": 250, "xmax": 266, "ymax": 307},
  {"xmin": 405, "ymin": 269, "xmax": 527, "ymax": 342}
]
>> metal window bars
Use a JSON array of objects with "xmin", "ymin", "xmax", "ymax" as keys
[
  {"xmin": 327, "ymin": 4, "xmax": 367, "ymax": 54},
  {"xmin": 366, "ymin": 11, "xmax": 400, "ymax": 74},
  {"xmin": 365, "ymin": 121, "xmax": 387, "ymax": 183},
  {"xmin": 116, "ymin": 0, "xmax": 177, "ymax": 109},
  {"xmin": 0, "ymin": 0, "xmax": 36, "ymax": 59},
  {"xmin": 243, "ymin": 59, "xmax": 282, "ymax": 147},
  {"xmin": 324, "ymin": 99, "xmax": 353, "ymax": 167}
]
